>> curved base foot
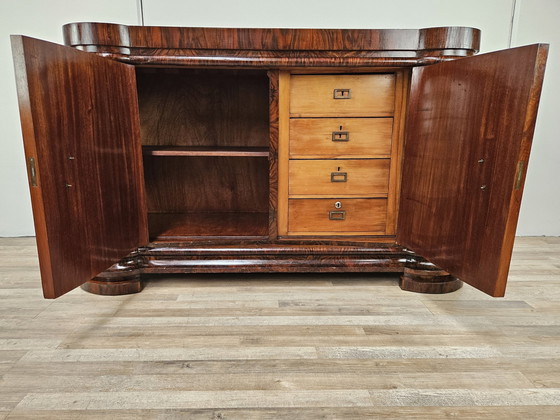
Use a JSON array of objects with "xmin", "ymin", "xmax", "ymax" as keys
[
  {"xmin": 81, "ymin": 274, "xmax": 143, "ymax": 296},
  {"xmin": 400, "ymin": 265, "xmax": 463, "ymax": 294}
]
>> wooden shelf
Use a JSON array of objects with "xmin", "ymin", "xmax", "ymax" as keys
[
  {"xmin": 288, "ymin": 194, "xmax": 388, "ymax": 199},
  {"xmin": 143, "ymin": 146, "xmax": 269, "ymax": 157},
  {"xmin": 148, "ymin": 212, "xmax": 269, "ymax": 240}
]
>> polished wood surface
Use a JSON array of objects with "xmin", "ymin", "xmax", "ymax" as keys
[
  {"xmin": 285, "ymin": 70, "xmax": 405, "ymax": 240},
  {"xmin": 288, "ymin": 198, "xmax": 387, "ymax": 235},
  {"xmin": 81, "ymin": 277, "xmax": 143, "ymax": 296},
  {"xmin": 400, "ymin": 265, "xmax": 463, "ymax": 294},
  {"xmin": 61, "ymin": 24, "xmax": 482, "ymax": 68},
  {"xmin": 63, "ymin": 23, "xmax": 481, "ymax": 59},
  {"xmin": 267, "ymin": 70, "xmax": 280, "ymax": 241},
  {"xmin": 289, "ymin": 118, "xmax": 393, "ymax": 158},
  {"xmin": 290, "ymin": 74, "xmax": 395, "ymax": 117},
  {"xmin": 143, "ymin": 156, "xmax": 269, "ymax": 214},
  {"xmin": 277, "ymin": 72, "xmax": 291, "ymax": 236},
  {"xmin": 137, "ymin": 69, "xmax": 269, "ymax": 148},
  {"xmin": 2, "ymin": 236, "xmax": 560, "ymax": 417},
  {"xmin": 398, "ymin": 44, "xmax": 549, "ymax": 297},
  {"xmin": 142, "ymin": 146, "xmax": 269, "ymax": 157},
  {"xmin": 289, "ymin": 159, "xmax": 390, "ymax": 196},
  {"xmin": 148, "ymin": 213, "xmax": 269, "ymax": 240},
  {"xmin": 11, "ymin": 36, "xmax": 148, "ymax": 299},
  {"xmin": 386, "ymin": 70, "xmax": 409, "ymax": 236},
  {"xmin": 12, "ymin": 23, "xmax": 547, "ymax": 299}
]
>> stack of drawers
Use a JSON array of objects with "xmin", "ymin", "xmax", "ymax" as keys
[{"xmin": 287, "ymin": 74, "xmax": 396, "ymax": 235}]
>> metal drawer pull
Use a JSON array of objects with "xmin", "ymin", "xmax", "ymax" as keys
[
  {"xmin": 331, "ymin": 172, "xmax": 347, "ymax": 182},
  {"xmin": 329, "ymin": 210, "xmax": 346, "ymax": 220},
  {"xmin": 333, "ymin": 88, "xmax": 351, "ymax": 99},
  {"xmin": 332, "ymin": 131, "xmax": 350, "ymax": 142},
  {"xmin": 27, "ymin": 157, "xmax": 38, "ymax": 187}
]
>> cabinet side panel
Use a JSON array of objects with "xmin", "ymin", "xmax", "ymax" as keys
[
  {"xmin": 11, "ymin": 36, "xmax": 148, "ymax": 298},
  {"xmin": 277, "ymin": 72, "xmax": 290, "ymax": 236},
  {"xmin": 398, "ymin": 44, "xmax": 548, "ymax": 297}
]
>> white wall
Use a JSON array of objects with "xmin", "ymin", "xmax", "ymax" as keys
[{"xmin": 0, "ymin": 0, "xmax": 558, "ymax": 235}]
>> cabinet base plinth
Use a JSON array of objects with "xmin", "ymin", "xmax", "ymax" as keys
[
  {"xmin": 81, "ymin": 242, "xmax": 466, "ymax": 295},
  {"xmin": 81, "ymin": 275, "xmax": 143, "ymax": 296},
  {"xmin": 399, "ymin": 266, "xmax": 463, "ymax": 294}
]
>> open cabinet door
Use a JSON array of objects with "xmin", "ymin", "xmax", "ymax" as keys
[
  {"xmin": 398, "ymin": 44, "xmax": 548, "ymax": 297},
  {"xmin": 12, "ymin": 36, "xmax": 148, "ymax": 298}
]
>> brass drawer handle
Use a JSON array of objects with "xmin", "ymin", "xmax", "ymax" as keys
[
  {"xmin": 333, "ymin": 88, "xmax": 351, "ymax": 99},
  {"xmin": 331, "ymin": 172, "xmax": 347, "ymax": 182},
  {"xmin": 329, "ymin": 210, "xmax": 346, "ymax": 220},
  {"xmin": 332, "ymin": 131, "xmax": 350, "ymax": 142}
]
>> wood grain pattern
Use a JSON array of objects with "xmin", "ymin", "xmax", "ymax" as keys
[
  {"xmin": 398, "ymin": 44, "xmax": 549, "ymax": 297},
  {"xmin": 290, "ymin": 74, "xmax": 395, "ymax": 117},
  {"xmin": 78, "ymin": 50, "xmax": 479, "ymax": 69},
  {"xmin": 288, "ymin": 198, "xmax": 387, "ymax": 235},
  {"xmin": 138, "ymin": 239, "xmax": 409, "ymax": 274},
  {"xmin": 289, "ymin": 118, "xmax": 393, "ymax": 158},
  {"xmin": 277, "ymin": 72, "xmax": 291, "ymax": 236},
  {"xmin": 136, "ymin": 68, "xmax": 269, "ymax": 147},
  {"xmin": 267, "ymin": 70, "xmax": 280, "ymax": 240},
  {"xmin": 386, "ymin": 69, "xmax": 410, "ymax": 236},
  {"xmin": 142, "ymin": 146, "xmax": 269, "ymax": 157},
  {"xmin": 62, "ymin": 23, "xmax": 482, "ymax": 69},
  {"xmin": 11, "ymin": 36, "xmax": 148, "ymax": 299},
  {"xmin": 289, "ymin": 159, "xmax": 390, "ymax": 196},
  {"xmin": 148, "ymin": 213, "xmax": 269, "ymax": 240},
  {"xmin": 399, "ymin": 264, "xmax": 463, "ymax": 294},
  {"xmin": 143, "ymin": 156, "xmax": 269, "ymax": 214},
  {"xmin": 2, "ymin": 236, "xmax": 560, "ymax": 417},
  {"xmin": 63, "ymin": 23, "xmax": 481, "ymax": 53}
]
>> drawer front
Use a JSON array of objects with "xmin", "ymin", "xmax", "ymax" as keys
[
  {"xmin": 289, "ymin": 159, "xmax": 390, "ymax": 195},
  {"xmin": 290, "ymin": 118, "xmax": 393, "ymax": 157},
  {"xmin": 288, "ymin": 198, "xmax": 387, "ymax": 233},
  {"xmin": 290, "ymin": 74, "xmax": 395, "ymax": 117}
]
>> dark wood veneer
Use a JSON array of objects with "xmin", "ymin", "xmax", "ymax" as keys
[
  {"xmin": 12, "ymin": 23, "xmax": 547, "ymax": 298},
  {"xmin": 398, "ymin": 44, "xmax": 548, "ymax": 297},
  {"xmin": 62, "ymin": 24, "xmax": 480, "ymax": 68},
  {"xmin": 143, "ymin": 156, "xmax": 269, "ymax": 213},
  {"xmin": 148, "ymin": 212, "xmax": 269, "ymax": 240},
  {"xmin": 136, "ymin": 69, "xmax": 269, "ymax": 148},
  {"xmin": 64, "ymin": 23, "xmax": 480, "ymax": 52},
  {"xmin": 11, "ymin": 35, "xmax": 148, "ymax": 299}
]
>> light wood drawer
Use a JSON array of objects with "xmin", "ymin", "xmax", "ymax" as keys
[
  {"xmin": 289, "ymin": 159, "xmax": 390, "ymax": 196},
  {"xmin": 290, "ymin": 118, "xmax": 393, "ymax": 157},
  {"xmin": 290, "ymin": 74, "xmax": 395, "ymax": 117},
  {"xmin": 288, "ymin": 198, "xmax": 387, "ymax": 234}
]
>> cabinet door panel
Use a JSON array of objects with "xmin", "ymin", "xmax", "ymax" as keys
[
  {"xmin": 12, "ymin": 36, "xmax": 148, "ymax": 298},
  {"xmin": 398, "ymin": 44, "xmax": 548, "ymax": 297}
]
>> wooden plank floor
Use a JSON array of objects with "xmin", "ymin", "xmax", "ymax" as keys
[{"xmin": 0, "ymin": 236, "xmax": 559, "ymax": 419}]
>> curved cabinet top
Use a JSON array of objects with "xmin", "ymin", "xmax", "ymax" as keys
[{"xmin": 62, "ymin": 22, "xmax": 481, "ymax": 67}]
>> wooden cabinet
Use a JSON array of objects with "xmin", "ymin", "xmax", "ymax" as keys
[{"xmin": 11, "ymin": 23, "xmax": 548, "ymax": 299}]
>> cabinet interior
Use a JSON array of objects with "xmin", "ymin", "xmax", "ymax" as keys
[{"xmin": 136, "ymin": 68, "xmax": 270, "ymax": 240}]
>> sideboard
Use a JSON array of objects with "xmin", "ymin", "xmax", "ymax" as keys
[{"xmin": 11, "ymin": 23, "xmax": 548, "ymax": 298}]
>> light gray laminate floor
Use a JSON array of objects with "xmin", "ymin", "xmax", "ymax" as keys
[{"xmin": 0, "ymin": 236, "xmax": 559, "ymax": 419}]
